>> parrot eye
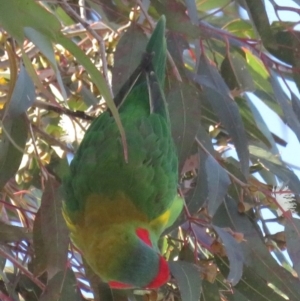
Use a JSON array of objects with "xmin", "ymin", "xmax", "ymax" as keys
[{"xmin": 136, "ymin": 228, "xmax": 152, "ymax": 246}]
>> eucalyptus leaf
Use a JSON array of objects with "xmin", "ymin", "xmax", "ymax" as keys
[{"xmin": 169, "ymin": 261, "xmax": 202, "ymax": 301}]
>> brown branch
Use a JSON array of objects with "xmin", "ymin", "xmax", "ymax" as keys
[{"xmin": 33, "ymin": 100, "xmax": 94, "ymax": 121}]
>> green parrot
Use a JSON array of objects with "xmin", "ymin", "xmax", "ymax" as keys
[{"xmin": 63, "ymin": 16, "xmax": 183, "ymax": 289}]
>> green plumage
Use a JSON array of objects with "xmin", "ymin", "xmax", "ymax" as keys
[{"xmin": 63, "ymin": 17, "xmax": 182, "ymax": 288}]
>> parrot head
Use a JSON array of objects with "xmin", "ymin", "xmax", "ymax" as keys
[
  {"xmin": 108, "ymin": 227, "xmax": 169, "ymax": 289},
  {"xmin": 76, "ymin": 220, "xmax": 170, "ymax": 289}
]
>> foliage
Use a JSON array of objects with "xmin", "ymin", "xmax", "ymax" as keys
[{"xmin": 0, "ymin": 0, "xmax": 300, "ymax": 300}]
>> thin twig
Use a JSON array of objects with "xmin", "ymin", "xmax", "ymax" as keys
[{"xmin": 33, "ymin": 100, "xmax": 94, "ymax": 120}]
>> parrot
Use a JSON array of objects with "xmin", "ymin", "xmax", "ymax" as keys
[{"xmin": 62, "ymin": 16, "xmax": 183, "ymax": 289}]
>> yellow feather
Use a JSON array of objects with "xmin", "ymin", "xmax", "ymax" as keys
[{"xmin": 150, "ymin": 209, "xmax": 171, "ymax": 231}]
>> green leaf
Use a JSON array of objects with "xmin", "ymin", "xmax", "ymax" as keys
[
  {"xmin": 257, "ymin": 159, "xmax": 300, "ymax": 194},
  {"xmin": 31, "ymin": 209, "xmax": 47, "ymax": 277},
  {"xmin": 40, "ymin": 177, "xmax": 69, "ymax": 279},
  {"xmin": 223, "ymin": 19, "xmax": 255, "ymax": 38},
  {"xmin": 7, "ymin": 64, "xmax": 35, "ymax": 118},
  {"xmin": 0, "ymin": 221, "xmax": 31, "ymax": 242},
  {"xmin": 151, "ymin": 0, "xmax": 201, "ymax": 39},
  {"xmin": 24, "ymin": 28, "xmax": 66, "ymax": 100},
  {"xmin": 216, "ymin": 256, "xmax": 288, "ymax": 301},
  {"xmin": 169, "ymin": 261, "xmax": 202, "ymax": 301},
  {"xmin": 0, "ymin": 114, "xmax": 27, "ymax": 190},
  {"xmin": 184, "ymin": 149, "xmax": 207, "ymax": 216},
  {"xmin": 112, "ymin": 22, "xmax": 148, "ymax": 96},
  {"xmin": 268, "ymin": 30, "xmax": 300, "ymax": 66},
  {"xmin": 291, "ymin": 92, "xmax": 300, "ymax": 122},
  {"xmin": 237, "ymin": 96, "xmax": 271, "ymax": 147},
  {"xmin": 0, "ymin": 0, "xmax": 61, "ymax": 43},
  {"xmin": 249, "ymin": 145, "xmax": 282, "ymax": 165},
  {"xmin": 196, "ymin": 0, "xmax": 229, "ymax": 12},
  {"xmin": 221, "ymin": 53, "xmax": 255, "ymax": 92},
  {"xmin": 201, "ymin": 280, "xmax": 222, "ymax": 301},
  {"xmin": 189, "ymin": 223, "xmax": 214, "ymax": 249},
  {"xmin": 285, "ymin": 219, "xmax": 300, "ymax": 277},
  {"xmin": 243, "ymin": 49, "xmax": 284, "ymax": 118},
  {"xmin": 243, "ymin": 0, "xmax": 277, "ymax": 50},
  {"xmin": 245, "ymin": 94, "xmax": 278, "ymax": 153},
  {"xmin": 39, "ymin": 269, "xmax": 81, "ymax": 301},
  {"xmin": 15, "ymin": 274, "xmax": 42, "ymax": 301},
  {"xmin": 213, "ymin": 226, "xmax": 244, "ymax": 285},
  {"xmin": 270, "ymin": 72, "xmax": 300, "ymax": 143},
  {"xmin": 168, "ymin": 82, "xmax": 202, "ymax": 171},
  {"xmin": 205, "ymin": 152, "xmax": 231, "ymax": 216},
  {"xmin": 197, "ymin": 53, "xmax": 249, "ymax": 176}
]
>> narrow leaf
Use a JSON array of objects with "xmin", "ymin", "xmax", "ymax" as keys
[
  {"xmin": 0, "ymin": 114, "xmax": 27, "ymax": 190},
  {"xmin": 40, "ymin": 177, "xmax": 69, "ymax": 279},
  {"xmin": 0, "ymin": 0, "xmax": 61, "ymax": 43},
  {"xmin": 285, "ymin": 218, "xmax": 300, "ymax": 278},
  {"xmin": 291, "ymin": 92, "xmax": 300, "ymax": 122},
  {"xmin": 243, "ymin": 0, "xmax": 277, "ymax": 49},
  {"xmin": 0, "ymin": 221, "xmax": 31, "ymax": 242},
  {"xmin": 245, "ymin": 94, "xmax": 278, "ymax": 153},
  {"xmin": 32, "ymin": 209, "xmax": 47, "ymax": 277},
  {"xmin": 205, "ymin": 151, "xmax": 231, "ymax": 216},
  {"xmin": 270, "ymin": 72, "xmax": 300, "ymax": 143},
  {"xmin": 7, "ymin": 64, "xmax": 35, "ymax": 118},
  {"xmin": 221, "ymin": 53, "xmax": 255, "ymax": 92},
  {"xmin": 112, "ymin": 22, "xmax": 148, "ymax": 96},
  {"xmin": 213, "ymin": 226, "xmax": 244, "ymax": 285},
  {"xmin": 196, "ymin": 54, "xmax": 249, "ymax": 176},
  {"xmin": 169, "ymin": 261, "xmax": 202, "ymax": 301},
  {"xmin": 201, "ymin": 280, "xmax": 222, "ymax": 301},
  {"xmin": 168, "ymin": 82, "xmax": 201, "ymax": 171},
  {"xmin": 39, "ymin": 269, "xmax": 81, "ymax": 301},
  {"xmin": 24, "ymin": 27, "xmax": 67, "ymax": 100},
  {"xmin": 258, "ymin": 159, "xmax": 300, "ymax": 194},
  {"xmin": 184, "ymin": 150, "xmax": 207, "ymax": 215}
]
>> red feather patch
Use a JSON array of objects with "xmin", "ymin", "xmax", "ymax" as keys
[
  {"xmin": 135, "ymin": 228, "xmax": 170, "ymax": 288},
  {"xmin": 145, "ymin": 256, "xmax": 170, "ymax": 288},
  {"xmin": 109, "ymin": 281, "xmax": 133, "ymax": 289},
  {"xmin": 136, "ymin": 228, "xmax": 152, "ymax": 246}
]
